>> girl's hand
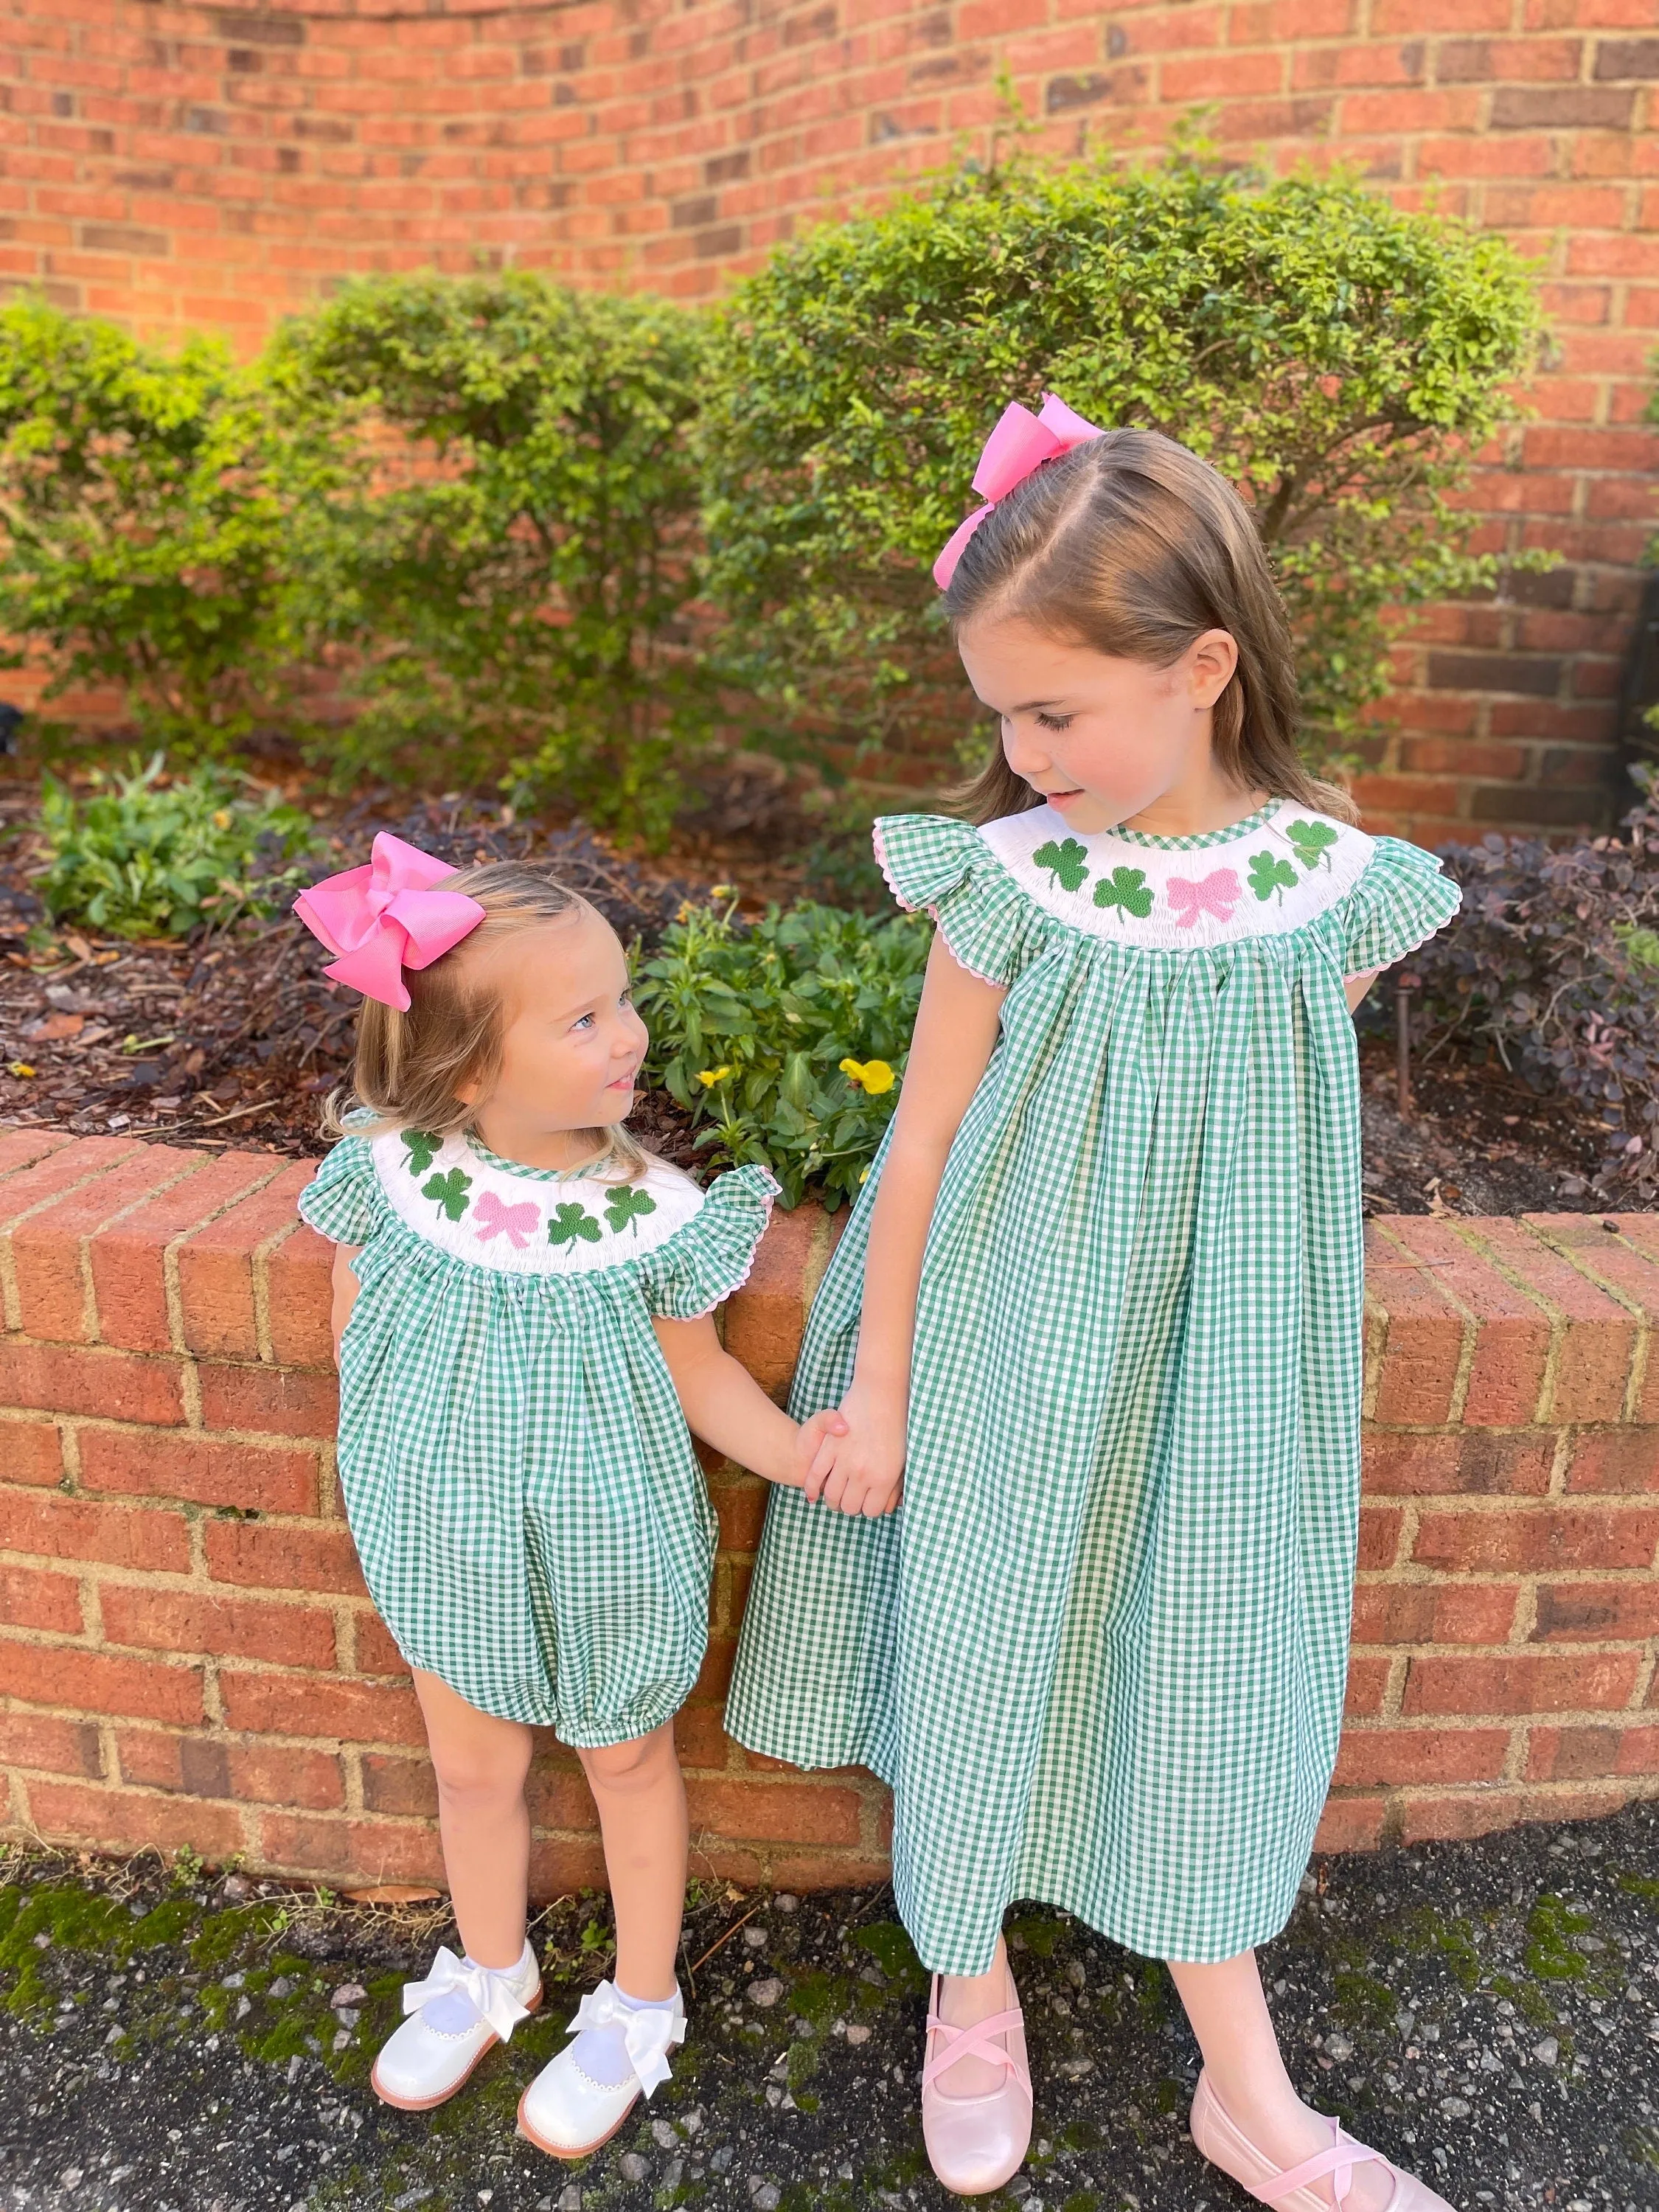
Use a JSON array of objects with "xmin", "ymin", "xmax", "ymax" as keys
[
  {"xmin": 806, "ymin": 1382, "xmax": 906, "ymax": 1518},
  {"xmin": 790, "ymin": 1408, "xmax": 849, "ymax": 1489}
]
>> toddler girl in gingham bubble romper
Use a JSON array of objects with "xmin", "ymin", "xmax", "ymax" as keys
[{"xmin": 294, "ymin": 846, "xmax": 835, "ymax": 2160}]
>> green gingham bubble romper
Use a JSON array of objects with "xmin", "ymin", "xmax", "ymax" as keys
[
  {"xmin": 726, "ymin": 799, "xmax": 1459, "ymax": 1972},
  {"xmin": 298, "ymin": 1130, "xmax": 777, "ymax": 1745}
]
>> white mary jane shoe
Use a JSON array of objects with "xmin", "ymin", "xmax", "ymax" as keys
[
  {"xmin": 370, "ymin": 1941, "xmax": 541, "ymax": 2111},
  {"xmin": 517, "ymin": 1978, "xmax": 685, "ymax": 2160}
]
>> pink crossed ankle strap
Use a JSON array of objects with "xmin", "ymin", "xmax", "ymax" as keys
[
  {"xmin": 922, "ymin": 2006, "xmax": 1032, "ymax": 2100},
  {"xmin": 1251, "ymin": 2116, "xmax": 1385, "ymax": 2208}
]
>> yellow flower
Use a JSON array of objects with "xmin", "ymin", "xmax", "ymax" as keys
[
  {"xmin": 839, "ymin": 1057, "xmax": 894, "ymax": 1095},
  {"xmin": 8, "ymin": 1061, "xmax": 36, "ymax": 1079},
  {"xmin": 709, "ymin": 882, "xmax": 737, "ymax": 900},
  {"xmin": 696, "ymin": 1065, "xmax": 731, "ymax": 1088}
]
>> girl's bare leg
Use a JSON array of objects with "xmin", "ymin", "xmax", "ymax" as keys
[
  {"xmin": 412, "ymin": 1667, "xmax": 534, "ymax": 1970},
  {"xmin": 575, "ymin": 1722, "xmax": 688, "ymax": 1998},
  {"xmin": 1169, "ymin": 1951, "xmax": 1392, "ymax": 2212}
]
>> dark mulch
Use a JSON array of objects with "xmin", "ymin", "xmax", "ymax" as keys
[
  {"xmin": 4, "ymin": 1802, "xmax": 1658, "ymax": 2212},
  {"xmin": 0, "ymin": 773, "xmax": 1639, "ymax": 1214}
]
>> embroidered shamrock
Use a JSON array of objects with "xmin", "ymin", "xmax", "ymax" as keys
[
  {"xmin": 400, "ymin": 1128, "xmax": 442, "ymax": 1177},
  {"xmin": 1248, "ymin": 851, "xmax": 1298, "ymax": 905},
  {"xmin": 1032, "ymin": 837, "xmax": 1091, "ymax": 893},
  {"xmin": 1092, "ymin": 866, "xmax": 1154, "ymax": 921},
  {"xmin": 604, "ymin": 1185, "xmax": 658, "ymax": 1237},
  {"xmin": 422, "ymin": 1166, "xmax": 473, "ymax": 1222},
  {"xmin": 1285, "ymin": 819, "xmax": 1339, "ymax": 872},
  {"xmin": 548, "ymin": 1201, "xmax": 603, "ymax": 1247}
]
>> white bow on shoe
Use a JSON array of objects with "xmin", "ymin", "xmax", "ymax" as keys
[
  {"xmin": 566, "ymin": 1978, "xmax": 686, "ymax": 2096},
  {"xmin": 402, "ymin": 1945, "xmax": 533, "ymax": 2044},
  {"xmin": 371, "ymin": 1941, "xmax": 542, "ymax": 2112},
  {"xmin": 518, "ymin": 1978, "xmax": 688, "ymax": 2159}
]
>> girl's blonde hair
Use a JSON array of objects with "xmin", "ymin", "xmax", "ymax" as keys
[
  {"xmin": 321, "ymin": 860, "xmax": 652, "ymax": 1183},
  {"xmin": 942, "ymin": 425, "xmax": 1358, "ymax": 828}
]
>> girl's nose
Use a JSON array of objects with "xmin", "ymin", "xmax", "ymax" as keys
[{"xmin": 1001, "ymin": 717, "xmax": 1049, "ymax": 780}]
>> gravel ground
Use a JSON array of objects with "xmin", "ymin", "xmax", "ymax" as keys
[{"xmin": 3, "ymin": 1804, "xmax": 1657, "ymax": 2212}]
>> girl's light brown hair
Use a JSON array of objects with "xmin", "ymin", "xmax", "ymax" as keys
[
  {"xmin": 942, "ymin": 425, "xmax": 1357, "ymax": 828},
  {"xmin": 321, "ymin": 860, "xmax": 651, "ymax": 1182}
]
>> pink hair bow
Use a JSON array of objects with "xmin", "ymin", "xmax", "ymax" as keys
[
  {"xmin": 1167, "ymin": 869, "xmax": 1242, "ymax": 930},
  {"xmin": 933, "ymin": 392, "xmax": 1104, "ymax": 590},
  {"xmin": 472, "ymin": 1189, "xmax": 540, "ymax": 1251},
  {"xmin": 292, "ymin": 832, "xmax": 486, "ymax": 1012}
]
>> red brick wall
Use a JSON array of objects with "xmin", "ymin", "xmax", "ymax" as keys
[
  {"xmin": 1, "ymin": 1130, "xmax": 1655, "ymax": 1889},
  {"xmin": 3, "ymin": 2, "xmax": 1658, "ymax": 842}
]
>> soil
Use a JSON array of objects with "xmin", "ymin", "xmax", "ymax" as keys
[
  {"xmin": 4, "ymin": 1804, "xmax": 1658, "ymax": 2212},
  {"xmin": 0, "ymin": 771, "xmax": 1638, "ymax": 1215}
]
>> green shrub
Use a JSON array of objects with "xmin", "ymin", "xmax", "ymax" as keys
[
  {"xmin": 0, "ymin": 296, "xmax": 335, "ymax": 752},
  {"xmin": 35, "ymin": 754, "xmax": 317, "ymax": 939},
  {"xmin": 698, "ymin": 146, "xmax": 1544, "ymax": 782},
  {"xmin": 271, "ymin": 272, "xmax": 713, "ymax": 844},
  {"xmin": 636, "ymin": 900, "xmax": 930, "ymax": 1208}
]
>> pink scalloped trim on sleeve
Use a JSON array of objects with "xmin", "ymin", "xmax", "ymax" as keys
[{"xmin": 870, "ymin": 818, "xmax": 1008, "ymax": 990}]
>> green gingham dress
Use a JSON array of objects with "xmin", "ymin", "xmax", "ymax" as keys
[
  {"xmin": 726, "ymin": 799, "xmax": 1459, "ymax": 1972},
  {"xmin": 299, "ymin": 1130, "xmax": 776, "ymax": 1745}
]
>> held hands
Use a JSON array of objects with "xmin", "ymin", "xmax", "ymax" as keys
[{"xmin": 802, "ymin": 1381, "xmax": 905, "ymax": 1519}]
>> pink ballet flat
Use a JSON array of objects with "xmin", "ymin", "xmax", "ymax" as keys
[
  {"xmin": 919, "ymin": 1964, "xmax": 1034, "ymax": 2197},
  {"xmin": 1190, "ymin": 2068, "xmax": 1456, "ymax": 2212}
]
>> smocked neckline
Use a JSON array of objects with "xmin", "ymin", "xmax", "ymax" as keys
[{"xmin": 1104, "ymin": 797, "xmax": 1281, "ymax": 850}]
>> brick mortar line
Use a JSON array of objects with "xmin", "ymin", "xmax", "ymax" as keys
[{"xmin": 161, "ymin": 1161, "xmax": 286, "ymax": 1357}]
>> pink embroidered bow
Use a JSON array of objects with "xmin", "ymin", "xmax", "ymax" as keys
[
  {"xmin": 472, "ymin": 1189, "xmax": 540, "ymax": 1251},
  {"xmin": 292, "ymin": 832, "xmax": 486, "ymax": 1012},
  {"xmin": 933, "ymin": 392, "xmax": 1105, "ymax": 590},
  {"xmin": 1167, "ymin": 869, "xmax": 1242, "ymax": 929}
]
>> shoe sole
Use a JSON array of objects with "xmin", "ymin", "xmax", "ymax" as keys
[
  {"xmin": 515, "ymin": 2081, "xmax": 640, "ymax": 2162},
  {"xmin": 371, "ymin": 1982, "xmax": 543, "ymax": 2112}
]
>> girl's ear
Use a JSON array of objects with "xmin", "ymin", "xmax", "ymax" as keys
[{"xmin": 1188, "ymin": 628, "xmax": 1239, "ymax": 709}]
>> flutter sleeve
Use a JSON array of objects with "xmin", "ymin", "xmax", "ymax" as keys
[
  {"xmin": 873, "ymin": 813, "xmax": 1049, "ymax": 990},
  {"xmin": 1335, "ymin": 835, "xmax": 1462, "ymax": 978},
  {"xmin": 636, "ymin": 1164, "xmax": 780, "ymax": 1321},
  {"xmin": 296, "ymin": 1134, "xmax": 386, "ymax": 1247}
]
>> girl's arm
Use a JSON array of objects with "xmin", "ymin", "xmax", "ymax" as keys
[
  {"xmin": 653, "ymin": 1314, "xmax": 842, "ymax": 1489},
  {"xmin": 810, "ymin": 932, "xmax": 1006, "ymax": 1518},
  {"xmin": 331, "ymin": 1244, "xmax": 362, "ymax": 1362}
]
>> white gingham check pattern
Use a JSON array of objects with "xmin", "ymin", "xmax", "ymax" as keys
[
  {"xmin": 299, "ymin": 1141, "xmax": 776, "ymax": 1743},
  {"xmin": 726, "ymin": 810, "xmax": 1459, "ymax": 1972}
]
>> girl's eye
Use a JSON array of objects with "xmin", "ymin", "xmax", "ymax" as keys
[
  {"xmin": 571, "ymin": 1012, "xmax": 595, "ymax": 1032},
  {"xmin": 1034, "ymin": 712, "xmax": 1073, "ymax": 732}
]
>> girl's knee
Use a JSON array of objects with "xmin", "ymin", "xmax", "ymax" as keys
[
  {"xmin": 430, "ymin": 1735, "xmax": 532, "ymax": 1812},
  {"xmin": 577, "ymin": 1727, "xmax": 675, "ymax": 1795}
]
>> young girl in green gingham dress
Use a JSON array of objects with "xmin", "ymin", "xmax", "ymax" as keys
[
  {"xmin": 293, "ymin": 849, "xmax": 836, "ymax": 2162},
  {"xmin": 727, "ymin": 415, "xmax": 1462, "ymax": 2212}
]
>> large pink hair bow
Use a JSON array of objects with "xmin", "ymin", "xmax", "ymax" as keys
[
  {"xmin": 933, "ymin": 392, "xmax": 1104, "ymax": 590},
  {"xmin": 292, "ymin": 832, "xmax": 486, "ymax": 1012}
]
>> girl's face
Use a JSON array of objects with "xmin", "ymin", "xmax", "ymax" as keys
[
  {"xmin": 459, "ymin": 904, "xmax": 648, "ymax": 1141},
  {"xmin": 956, "ymin": 612, "xmax": 1242, "ymax": 836}
]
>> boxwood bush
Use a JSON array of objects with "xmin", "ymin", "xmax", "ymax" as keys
[
  {"xmin": 269, "ymin": 273, "xmax": 712, "ymax": 844},
  {"xmin": 698, "ymin": 147, "xmax": 1544, "ymax": 783}
]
